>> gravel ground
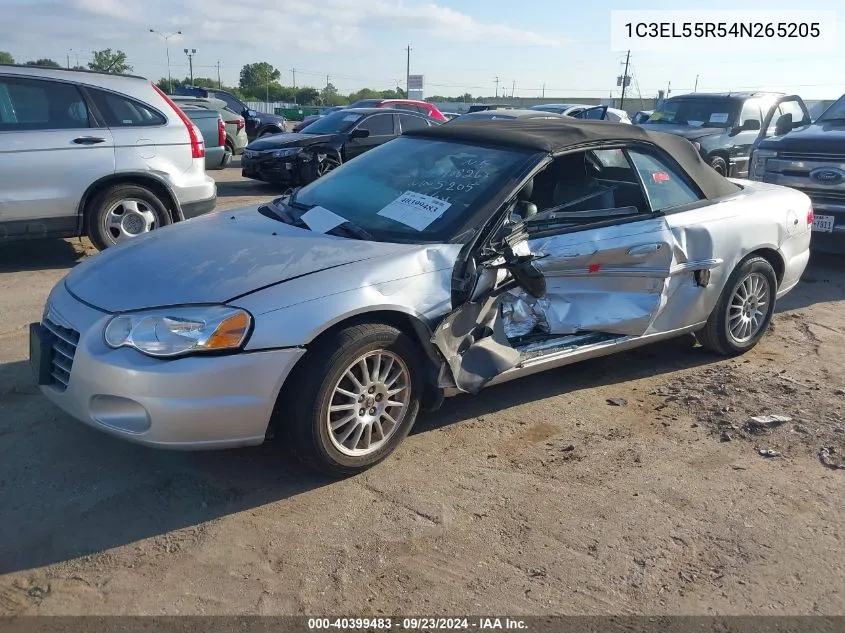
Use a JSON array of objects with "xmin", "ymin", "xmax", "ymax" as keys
[{"xmin": 0, "ymin": 161, "xmax": 843, "ymax": 615}]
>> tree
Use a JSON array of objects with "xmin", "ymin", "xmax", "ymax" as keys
[
  {"xmin": 295, "ymin": 87, "xmax": 320, "ymax": 105},
  {"xmin": 0, "ymin": 51, "xmax": 14, "ymax": 64},
  {"xmin": 88, "ymin": 49, "xmax": 132, "ymax": 73},
  {"xmin": 239, "ymin": 62, "xmax": 280, "ymax": 97},
  {"xmin": 25, "ymin": 58, "xmax": 61, "ymax": 68},
  {"xmin": 321, "ymin": 82, "xmax": 341, "ymax": 105}
]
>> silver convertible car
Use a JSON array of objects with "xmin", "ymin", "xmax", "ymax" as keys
[{"xmin": 31, "ymin": 119, "xmax": 813, "ymax": 476}]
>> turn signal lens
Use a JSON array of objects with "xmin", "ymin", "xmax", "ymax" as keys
[{"xmin": 206, "ymin": 311, "xmax": 251, "ymax": 349}]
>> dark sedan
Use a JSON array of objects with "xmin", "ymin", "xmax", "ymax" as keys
[
  {"xmin": 241, "ymin": 108, "xmax": 438, "ymax": 187},
  {"xmin": 447, "ymin": 109, "xmax": 570, "ymax": 122}
]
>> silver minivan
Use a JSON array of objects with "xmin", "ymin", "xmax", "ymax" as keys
[{"xmin": 0, "ymin": 65, "xmax": 217, "ymax": 250}]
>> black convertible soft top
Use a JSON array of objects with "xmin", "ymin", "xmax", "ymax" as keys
[{"xmin": 405, "ymin": 118, "xmax": 741, "ymax": 200}]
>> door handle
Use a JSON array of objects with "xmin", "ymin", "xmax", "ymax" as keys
[
  {"xmin": 627, "ymin": 243, "xmax": 663, "ymax": 256},
  {"xmin": 73, "ymin": 136, "xmax": 106, "ymax": 145}
]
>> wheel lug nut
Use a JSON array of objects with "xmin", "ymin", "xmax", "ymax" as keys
[
  {"xmin": 369, "ymin": 408, "xmax": 376, "ymax": 415},
  {"xmin": 368, "ymin": 386, "xmax": 375, "ymax": 394},
  {"xmin": 358, "ymin": 395, "xmax": 364, "ymax": 402},
  {"xmin": 359, "ymin": 409, "xmax": 365, "ymax": 416},
  {"xmin": 375, "ymin": 394, "xmax": 382, "ymax": 401}
]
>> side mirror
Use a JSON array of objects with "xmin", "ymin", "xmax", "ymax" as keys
[
  {"xmin": 245, "ymin": 109, "xmax": 258, "ymax": 118},
  {"xmin": 775, "ymin": 113, "xmax": 794, "ymax": 136},
  {"xmin": 350, "ymin": 128, "xmax": 370, "ymax": 139},
  {"xmin": 733, "ymin": 119, "xmax": 761, "ymax": 134}
]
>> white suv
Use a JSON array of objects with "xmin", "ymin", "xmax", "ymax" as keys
[{"xmin": 0, "ymin": 65, "xmax": 217, "ymax": 250}]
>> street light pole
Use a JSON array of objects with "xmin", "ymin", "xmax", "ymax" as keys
[
  {"xmin": 150, "ymin": 29, "xmax": 181, "ymax": 92},
  {"xmin": 184, "ymin": 48, "xmax": 196, "ymax": 85}
]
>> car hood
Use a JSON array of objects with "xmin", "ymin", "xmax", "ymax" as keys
[
  {"xmin": 638, "ymin": 123, "xmax": 723, "ymax": 140},
  {"xmin": 757, "ymin": 121, "xmax": 845, "ymax": 153},
  {"xmin": 246, "ymin": 132, "xmax": 341, "ymax": 150},
  {"xmin": 64, "ymin": 207, "xmax": 416, "ymax": 313}
]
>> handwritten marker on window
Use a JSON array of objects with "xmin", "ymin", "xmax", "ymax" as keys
[
  {"xmin": 652, "ymin": 171, "xmax": 670, "ymax": 183},
  {"xmin": 588, "ymin": 264, "xmax": 601, "ymax": 273}
]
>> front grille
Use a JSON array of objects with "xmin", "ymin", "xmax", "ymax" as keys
[
  {"xmin": 779, "ymin": 151, "xmax": 845, "ymax": 163},
  {"xmin": 42, "ymin": 315, "xmax": 80, "ymax": 391}
]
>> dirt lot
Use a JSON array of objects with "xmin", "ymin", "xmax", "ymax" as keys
[{"xmin": 1, "ymin": 161, "xmax": 843, "ymax": 616}]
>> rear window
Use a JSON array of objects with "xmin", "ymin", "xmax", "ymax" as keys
[{"xmin": 89, "ymin": 89, "xmax": 166, "ymax": 127}]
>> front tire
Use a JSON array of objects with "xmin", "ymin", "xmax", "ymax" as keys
[
  {"xmin": 280, "ymin": 322, "xmax": 423, "ymax": 477},
  {"xmin": 708, "ymin": 155, "xmax": 728, "ymax": 176},
  {"xmin": 86, "ymin": 184, "xmax": 171, "ymax": 250},
  {"xmin": 696, "ymin": 255, "xmax": 777, "ymax": 355}
]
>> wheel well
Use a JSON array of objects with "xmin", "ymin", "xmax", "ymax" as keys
[
  {"xmin": 749, "ymin": 247, "xmax": 785, "ymax": 285},
  {"xmin": 79, "ymin": 176, "xmax": 179, "ymax": 231}
]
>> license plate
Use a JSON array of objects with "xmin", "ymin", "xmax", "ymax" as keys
[
  {"xmin": 29, "ymin": 322, "xmax": 54, "ymax": 385},
  {"xmin": 812, "ymin": 214, "xmax": 835, "ymax": 233}
]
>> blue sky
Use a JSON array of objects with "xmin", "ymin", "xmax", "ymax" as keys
[{"xmin": 3, "ymin": 0, "xmax": 844, "ymax": 100}]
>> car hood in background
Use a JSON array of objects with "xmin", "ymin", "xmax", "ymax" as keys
[
  {"xmin": 757, "ymin": 122, "xmax": 845, "ymax": 153},
  {"xmin": 246, "ymin": 132, "xmax": 342, "ymax": 151},
  {"xmin": 638, "ymin": 123, "xmax": 724, "ymax": 141},
  {"xmin": 64, "ymin": 208, "xmax": 415, "ymax": 313}
]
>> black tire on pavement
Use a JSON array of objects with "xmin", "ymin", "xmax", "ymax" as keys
[
  {"xmin": 695, "ymin": 255, "xmax": 778, "ymax": 356},
  {"xmin": 86, "ymin": 184, "xmax": 172, "ymax": 251},
  {"xmin": 709, "ymin": 155, "xmax": 728, "ymax": 177}
]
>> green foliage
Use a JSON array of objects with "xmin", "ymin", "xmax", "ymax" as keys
[
  {"xmin": 25, "ymin": 58, "xmax": 61, "ymax": 68},
  {"xmin": 239, "ymin": 62, "xmax": 280, "ymax": 95},
  {"xmin": 0, "ymin": 51, "xmax": 14, "ymax": 64},
  {"xmin": 88, "ymin": 49, "xmax": 132, "ymax": 74}
]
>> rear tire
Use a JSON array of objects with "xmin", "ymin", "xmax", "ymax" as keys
[
  {"xmin": 695, "ymin": 256, "xmax": 777, "ymax": 356},
  {"xmin": 86, "ymin": 184, "xmax": 171, "ymax": 251},
  {"xmin": 279, "ymin": 322, "xmax": 423, "ymax": 477}
]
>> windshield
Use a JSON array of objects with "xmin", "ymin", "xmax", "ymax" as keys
[
  {"xmin": 648, "ymin": 98, "xmax": 738, "ymax": 127},
  {"xmin": 300, "ymin": 110, "xmax": 365, "ymax": 135},
  {"xmin": 817, "ymin": 94, "xmax": 845, "ymax": 121},
  {"xmin": 288, "ymin": 136, "xmax": 534, "ymax": 242}
]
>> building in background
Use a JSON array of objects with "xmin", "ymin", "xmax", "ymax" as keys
[{"xmin": 408, "ymin": 75, "xmax": 424, "ymax": 101}]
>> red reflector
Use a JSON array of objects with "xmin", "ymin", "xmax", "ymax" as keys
[
  {"xmin": 588, "ymin": 264, "xmax": 600, "ymax": 273},
  {"xmin": 652, "ymin": 171, "xmax": 670, "ymax": 183},
  {"xmin": 152, "ymin": 83, "xmax": 204, "ymax": 159},
  {"xmin": 227, "ymin": 119, "xmax": 245, "ymax": 131},
  {"xmin": 807, "ymin": 207, "xmax": 814, "ymax": 225}
]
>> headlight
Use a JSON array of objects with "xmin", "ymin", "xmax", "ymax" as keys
[
  {"xmin": 104, "ymin": 306, "xmax": 252, "ymax": 358},
  {"xmin": 273, "ymin": 147, "xmax": 300, "ymax": 159},
  {"xmin": 750, "ymin": 149, "xmax": 777, "ymax": 181}
]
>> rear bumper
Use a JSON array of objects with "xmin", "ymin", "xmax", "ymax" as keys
[{"xmin": 181, "ymin": 194, "xmax": 217, "ymax": 219}]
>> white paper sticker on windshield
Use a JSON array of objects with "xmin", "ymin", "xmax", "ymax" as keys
[
  {"xmin": 377, "ymin": 191, "xmax": 452, "ymax": 231},
  {"xmin": 300, "ymin": 206, "xmax": 346, "ymax": 234},
  {"xmin": 343, "ymin": 114, "xmax": 361, "ymax": 122},
  {"xmin": 709, "ymin": 112, "xmax": 729, "ymax": 123}
]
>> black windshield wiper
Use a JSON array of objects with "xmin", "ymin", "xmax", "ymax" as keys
[{"xmin": 326, "ymin": 221, "xmax": 375, "ymax": 241}]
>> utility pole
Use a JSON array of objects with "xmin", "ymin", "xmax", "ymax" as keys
[
  {"xmin": 216, "ymin": 61, "xmax": 221, "ymax": 88},
  {"xmin": 494, "ymin": 76, "xmax": 499, "ymax": 98},
  {"xmin": 694, "ymin": 74, "xmax": 699, "ymax": 92},
  {"xmin": 667, "ymin": 80, "xmax": 672, "ymax": 97},
  {"xmin": 405, "ymin": 45, "xmax": 411, "ymax": 96},
  {"xmin": 183, "ymin": 48, "xmax": 196, "ymax": 85},
  {"xmin": 150, "ymin": 30, "xmax": 181, "ymax": 91},
  {"xmin": 291, "ymin": 68, "xmax": 297, "ymax": 104},
  {"xmin": 619, "ymin": 49, "xmax": 631, "ymax": 109},
  {"xmin": 66, "ymin": 52, "xmax": 70, "ymax": 69},
  {"xmin": 511, "ymin": 80, "xmax": 515, "ymax": 98},
  {"xmin": 542, "ymin": 82, "xmax": 545, "ymax": 99}
]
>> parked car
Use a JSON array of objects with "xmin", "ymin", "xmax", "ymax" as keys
[
  {"xmin": 346, "ymin": 98, "xmax": 447, "ymax": 122},
  {"xmin": 169, "ymin": 95, "xmax": 248, "ymax": 155},
  {"xmin": 467, "ymin": 104, "xmax": 512, "ymax": 112},
  {"xmin": 31, "ymin": 118, "xmax": 811, "ymax": 476},
  {"xmin": 529, "ymin": 103, "xmax": 595, "ymax": 116},
  {"xmin": 241, "ymin": 108, "xmax": 437, "ymax": 187},
  {"xmin": 292, "ymin": 105, "xmax": 346, "ymax": 133},
  {"xmin": 638, "ymin": 92, "xmax": 810, "ymax": 177},
  {"xmin": 441, "ymin": 112, "xmax": 460, "ymax": 120},
  {"xmin": 0, "ymin": 65, "xmax": 217, "ymax": 250},
  {"xmin": 604, "ymin": 107, "xmax": 632, "ymax": 124},
  {"xmin": 174, "ymin": 85, "xmax": 287, "ymax": 140},
  {"xmin": 631, "ymin": 110, "xmax": 654, "ymax": 125},
  {"xmin": 448, "ymin": 109, "xmax": 570, "ymax": 122},
  {"xmin": 178, "ymin": 105, "xmax": 230, "ymax": 170},
  {"xmin": 749, "ymin": 93, "xmax": 842, "ymax": 253}
]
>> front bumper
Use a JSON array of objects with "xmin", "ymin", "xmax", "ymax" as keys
[
  {"xmin": 35, "ymin": 283, "xmax": 305, "ymax": 449},
  {"xmin": 807, "ymin": 200, "xmax": 845, "ymax": 254},
  {"xmin": 241, "ymin": 153, "xmax": 298, "ymax": 185}
]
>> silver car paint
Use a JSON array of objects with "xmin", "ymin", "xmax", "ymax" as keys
[
  {"xmin": 38, "ymin": 173, "xmax": 810, "ymax": 447},
  {"xmin": 0, "ymin": 66, "xmax": 215, "ymax": 227}
]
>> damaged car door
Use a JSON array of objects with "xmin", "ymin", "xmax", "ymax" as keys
[{"xmin": 434, "ymin": 149, "xmax": 679, "ymax": 394}]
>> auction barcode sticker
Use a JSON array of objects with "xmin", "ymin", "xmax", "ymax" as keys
[
  {"xmin": 377, "ymin": 191, "xmax": 452, "ymax": 231},
  {"xmin": 610, "ymin": 10, "xmax": 836, "ymax": 52}
]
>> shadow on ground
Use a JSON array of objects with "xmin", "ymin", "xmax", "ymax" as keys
[
  {"xmin": 0, "ymin": 333, "xmax": 717, "ymax": 575},
  {"xmin": 0, "ymin": 239, "xmax": 89, "ymax": 273}
]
